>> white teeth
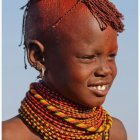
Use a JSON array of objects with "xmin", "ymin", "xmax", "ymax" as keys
[
  {"xmin": 97, "ymin": 85, "xmax": 101, "ymax": 90},
  {"xmin": 89, "ymin": 85, "xmax": 107, "ymax": 91},
  {"xmin": 102, "ymin": 85, "xmax": 106, "ymax": 90},
  {"xmin": 96, "ymin": 85, "xmax": 106, "ymax": 91}
]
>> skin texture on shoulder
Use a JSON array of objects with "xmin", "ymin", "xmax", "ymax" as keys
[
  {"xmin": 110, "ymin": 117, "xmax": 127, "ymax": 140},
  {"xmin": 2, "ymin": 116, "xmax": 40, "ymax": 140}
]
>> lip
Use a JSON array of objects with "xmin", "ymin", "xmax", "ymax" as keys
[{"xmin": 87, "ymin": 83, "xmax": 110, "ymax": 97}]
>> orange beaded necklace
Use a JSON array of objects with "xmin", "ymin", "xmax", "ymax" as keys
[{"xmin": 19, "ymin": 81, "xmax": 112, "ymax": 140}]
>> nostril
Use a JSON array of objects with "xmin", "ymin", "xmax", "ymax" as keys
[
  {"xmin": 94, "ymin": 72, "xmax": 106, "ymax": 77},
  {"xmin": 94, "ymin": 66, "xmax": 111, "ymax": 77}
]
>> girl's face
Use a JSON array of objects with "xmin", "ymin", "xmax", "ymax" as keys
[{"xmin": 44, "ymin": 14, "xmax": 118, "ymax": 108}]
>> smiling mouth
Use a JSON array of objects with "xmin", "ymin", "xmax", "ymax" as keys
[
  {"xmin": 91, "ymin": 85, "xmax": 107, "ymax": 91},
  {"xmin": 88, "ymin": 84, "xmax": 109, "ymax": 97}
]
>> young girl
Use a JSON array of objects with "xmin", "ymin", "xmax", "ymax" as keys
[{"xmin": 3, "ymin": 0, "xmax": 127, "ymax": 140}]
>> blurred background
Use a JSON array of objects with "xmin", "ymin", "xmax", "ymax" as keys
[{"xmin": 2, "ymin": 0, "xmax": 138, "ymax": 140}]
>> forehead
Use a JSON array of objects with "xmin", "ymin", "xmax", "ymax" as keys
[{"xmin": 52, "ymin": 3, "xmax": 117, "ymax": 51}]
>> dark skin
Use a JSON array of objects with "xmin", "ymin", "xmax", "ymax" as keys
[
  {"xmin": 2, "ymin": 2, "xmax": 127, "ymax": 140},
  {"xmin": 44, "ymin": 21, "xmax": 117, "ymax": 108}
]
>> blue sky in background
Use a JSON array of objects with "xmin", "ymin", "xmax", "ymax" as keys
[{"xmin": 2, "ymin": 0, "xmax": 138, "ymax": 140}]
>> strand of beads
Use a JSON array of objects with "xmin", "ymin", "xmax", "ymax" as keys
[
  {"xmin": 30, "ymin": 88, "xmax": 110, "ymax": 133},
  {"xmin": 32, "ymin": 82, "xmax": 104, "ymax": 119},
  {"xmin": 19, "ymin": 81, "xmax": 113, "ymax": 140},
  {"xmin": 19, "ymin": 100, "xmax": 103, "ymax": 140}
]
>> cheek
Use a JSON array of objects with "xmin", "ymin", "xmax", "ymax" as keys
[
  {"xmin": 65, "ymin": 62, "xmax": 94, "ymax": 84},
  {"xmin": 111, "ymin": 62, "xmax": 117, "ymax": 79}
]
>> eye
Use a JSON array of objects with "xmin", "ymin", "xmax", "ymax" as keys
[
  {"xmin": 78, "ymin": 55, "xmax": 97, "ymax": 63},
  {"xmin": 80, "ymin": 55, "xmax": 97, "ymax": 60},
  {"xmin": 108, "ymin": 53, "xmax": 117, "ymax": 60}
]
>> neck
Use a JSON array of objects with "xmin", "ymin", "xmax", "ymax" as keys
[{"xmin": 38, "ymin": 80, "xmax": 96, "ymax": 112}]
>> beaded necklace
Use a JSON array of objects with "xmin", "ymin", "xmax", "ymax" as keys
[{"xmin": 19, "ymin": 81, "xmax": 112, "ymax": 140}]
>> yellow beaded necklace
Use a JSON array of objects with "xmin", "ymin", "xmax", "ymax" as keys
[{"xmin": 19, "ymin": 81, "xmax": 112, "ymax": 140}]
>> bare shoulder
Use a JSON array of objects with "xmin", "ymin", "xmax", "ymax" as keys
[
  {"xmin": 109, "ymin": 117, "xmax": 127, "ymax": 140},
  {"xmin": 2, "ymin": 115, "xmax": 40, "ymax": 140}
]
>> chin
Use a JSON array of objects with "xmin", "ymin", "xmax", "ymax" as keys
[{"xmin": 82, "ymin": 97, "xmax": 106, "ymax": 108}]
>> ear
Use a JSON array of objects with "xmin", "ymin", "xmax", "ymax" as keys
[{"xmin": 26, "ymin": 40, "xmax": 45, "ymax": 71}]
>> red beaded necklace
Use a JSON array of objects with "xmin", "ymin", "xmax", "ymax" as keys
[{"xmin": 19, "ymin": 81, "xmax": 112, "ymax": 140}]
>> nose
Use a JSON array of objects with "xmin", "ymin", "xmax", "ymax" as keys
[{"xmin": 94, "ymin": 61, "xmax": 112, "ymax": 77}]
